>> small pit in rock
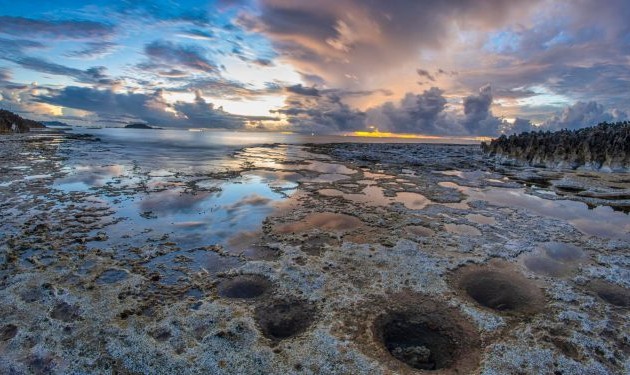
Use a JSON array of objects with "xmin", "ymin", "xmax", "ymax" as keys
[
  {"xmin": 50, "ymin": 302, "xmax": 81, "ymax": 322},
  {"xmin": 589, "ymin": 280, "xmax": 630, "ymax": 307},
  {"xmin": 0, "ymin": 324, "xmax": 18, "ymax": 341},
  {"xmin": 255, "ymin": 298, "xmax": 317, "ymax": 341},
  {"xmin": 364, "ymin": 295, "xmax": 481, "ymax": 374},
  {"xmin": 217, "ymin": 275, "xmax": 272, "ymax": 299},
  {"xmin": 453, "ymin": 264, "xmax": 545, "ymax": 315},
  {"xmin": 379, "ymin": 314, "xmax": 458, "ymax": 370}
]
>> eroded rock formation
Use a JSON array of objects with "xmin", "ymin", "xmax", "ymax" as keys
[{"xmin": 482, "ymin": 122, "xmax": 630, "ymax": 171}]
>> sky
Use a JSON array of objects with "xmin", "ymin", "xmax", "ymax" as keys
[{"xmin": 0, "ymin": 0, "xmax": 629, "ymax": 136}]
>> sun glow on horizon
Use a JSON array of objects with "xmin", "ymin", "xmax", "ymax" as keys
[{"xmin": 349, "ymin": 129, "xmax": 493, "ymax": 143}]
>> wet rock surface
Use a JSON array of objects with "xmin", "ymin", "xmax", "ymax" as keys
[{"xmin": 0, "ymin": 133, "xmax": 628, "ymax": 374}]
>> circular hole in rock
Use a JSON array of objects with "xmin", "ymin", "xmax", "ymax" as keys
[
  {"xmin": 379, "ymin": 313, "xmax": 457, "ymax": 370},
  {"xmin": 589, "ymin": 280, "xmax": 630, "ymax": 307},
  {"xmin": 218, "ymin": 275, "xmax": 272, "ymax": 299},
  {"xmin": 0, "ymin": 324, "xmax": 18, "ymax": 341},
  {"xmin": 255, "ymin": 298, "xmax": 317, "ymax": 341},
  {"xmin": 50, "ymin": 302, "xmax": 81, "ymax": 322},
  {"xmin": 458, "ymin": 269, "xmax": 543, "ymax": 313}
]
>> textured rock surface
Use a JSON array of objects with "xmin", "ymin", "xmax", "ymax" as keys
[
  {"xmin": 482, "ymin": 122, "xmax": 630, "ymax": 171},
  {"xmin": 0, "ymin": 134, "xmax": 628, "ymax": 374}
]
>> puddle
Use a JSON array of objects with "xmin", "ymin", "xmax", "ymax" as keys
[
  {"xmin": 93, "ymin": 173, "xmax": 294, "ymax": 250},
  {"xmin": 394, "ymin": 192, "xmax": 430, "ymax": 210},
  {"xmin": 275, "ymin": 212, "xmax": 365, "ymax": 234},
  {"xmin": 521, "ymin": 242, "xmax": 587, "ymax": 277},
  {"xmin": 465, "ymin": 214, "xmax": 495, "ymax": 225},
  {"xmin": 144, "ymin": 249, "xmax": 243, "ymax": 285},
  {"xmin": 439, "ymin": 182, "xmax": 630, "ymax": 239},
  {"xmin": 318, "ymin": 186, "xmax": 431, "ymax": 210},
  {"xmin": 301, "ymin": 173, "xmax": 351, "ymax": 183}
]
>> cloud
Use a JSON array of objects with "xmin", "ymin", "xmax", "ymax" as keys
[
  {"xmin": 144, "ymin": 40, "xmax": 217, "ymax": 73},
  {"xmin": 66, "ymin": 42, "xmax": 117, "ymax": 59},
  {"xmin": 177, "ymin": 29, "xmax": 215, "ymax": 41},
  {"xmin": 0, "ymin": 38, "xmax": 45, "ymax": 56},
  {"xmin": 241, "ymin": 0, "xmax": 539, "ymax": 90},
  {"xmin": 542, "ymin": 101, "xmax": 628, "ymax": 131},
  {"xmin": 271, "ymin": 92, "xmax": 366, "ymax": 133},
  {"xmin": 5, "ymin": 56, "xmax": 119, "ymax": 86},
  {"xmin": 417, "ymin": 69, "xmax": 435, "ymax": 82},
  {"xmin": 366, "ymin": 85, "xmax": 507, "ymax": 136},
  {"xmin": 500, "ymin": 118, "xmax": 535, "ymax": 135},
  {"xmin": 0, "ymin": 16, "xmax": 114, "ymax": 40},
  {"xmin": 0, "ymin": 68, "xmax": 11, "ymax": 82},
  {"xmin": 33, "ymin": 86, "xmax": 273, "ymax": 128},
  {"xmin": 286, "ymin": 84, "xmax": 320, "ymax": 96}
]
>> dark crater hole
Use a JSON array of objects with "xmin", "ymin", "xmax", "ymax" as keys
[
  {"xmin": 590, "ymin": 280, "xmax": 630, "ymax": 307},
  {"xmin": 376, "ymin": 312, "xmax": 462, "ymax": 371},
  {"xmin": 255, "ymin": 298, "xmax": 317, "ymax": 341},
  {"xmin": 461, "ymin": 270, "xmax": 538, "ymax": 312},
  {"xmin": 218, "ymin": 275, "xmax": 272, "ymax": 299}
]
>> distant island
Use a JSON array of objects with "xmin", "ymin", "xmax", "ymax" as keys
[
  {"xmin": 125, "ymin": 123, "xmax": 155, "ymax": 129},
  {"xmin": 482, "ymin": 121, "xmax": 630, "ymax": 171},
  {"xmin": 0, "ymin": 109, "xmax": 45, "ymax": 133},
  {"xmin": 42, "ymin": 120, "xmax": 72, "ymax": 129}
]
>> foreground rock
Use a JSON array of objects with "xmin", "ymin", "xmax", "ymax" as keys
[
  {"xmin": 0, "ymin": 109, "xmax": 45, "ymax": 133},
  {"xmin": 482, "ymin": 122, "xmax": 630, "ymax": 171}
]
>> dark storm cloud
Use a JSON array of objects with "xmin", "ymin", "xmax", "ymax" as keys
[
  {"xmin": 272, "ymin": 92, "xmax": 365, "ymax": 133},
  {"xmin": 494, "ymin": 88, "xmax": 537, "ymax": 99},
  {"xmin": 0, "ymin": 16, "xmax": 114, "ymax": 40},
  {"xmin": 367, "ymin": 87, "xmax": 464, "ymax": 135},
  {"xmin": 286, "ymin": 84, "xmax": 320, "ymax": 97},
  {"xmin": 144, "ymin": 40, "xmax": 217, "ymax": 73},
  {"xmin": 66, "ymin": 42, "xmax": 117, "ymax": 59},
  {"xmin": 417, "ymin": 69, "xmax": 435, "ymax": 82},
  {"xmin": 365, "ymin": 85, "xmax": 506, "ymax": 136}
]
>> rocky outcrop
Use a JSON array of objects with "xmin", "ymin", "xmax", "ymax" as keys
[
  {"xmin": 0, "ymin": 109, "xmax": 45, "ymax": 133},
  {"xmin": 125, "ymin": 123, "xmax": 154, "ymax": 129},
  {"xmin": 481, "ymin": 122, "xmax": 630, "ymax": 171}
]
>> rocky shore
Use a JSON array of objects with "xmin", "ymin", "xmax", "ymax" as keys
[
  {"xmin": 482, "ymin": 122, "xmax": 630, "ymax": 171},
  {"xmin": 0, "ymin": 110, "xmax": 45, "ymax": 133},
  {"xmin": 0, "ymin": 132, "xmax": 628, "ymax": 374}
]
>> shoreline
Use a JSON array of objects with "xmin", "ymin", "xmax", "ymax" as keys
[{"xmin": 0, "ymin": 132, "xmax": 628, "ymax": 374}]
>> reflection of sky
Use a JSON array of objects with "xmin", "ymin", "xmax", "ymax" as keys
[
  {"xmin": 441, "ymin": 182, "xmax": 630, "ymax": 239},
  {"xmin": 102, "ymin": 173, "xmax": 292, "ymax": 249}
]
